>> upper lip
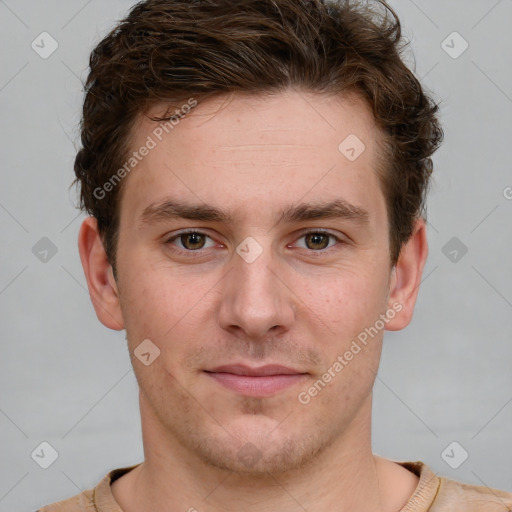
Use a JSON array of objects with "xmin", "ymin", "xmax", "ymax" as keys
[{"xmin": 205, "ymin": 364, "xmax": 306, "ymax": 377}]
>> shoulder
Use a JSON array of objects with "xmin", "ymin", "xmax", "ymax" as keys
[
  {"xmin": 433, "ymin": 475, "xmax": 512, "ymax": 511},
  {"xmin": 36, "ymin": 488, "xmax": 95, "ymax": 511},
  {"xmin": 35, "ymin": 464, "xmax": 140, "ymax": 512},
  {"xmin": 395, "ymin": 460, "xmax": 512, "ymax": 511}
]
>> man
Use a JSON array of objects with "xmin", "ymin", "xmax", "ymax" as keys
[{"xmin": 38, "ymin": 0, "xmax": 512, "ymax": 510}]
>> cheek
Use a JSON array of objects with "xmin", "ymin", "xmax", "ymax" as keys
[
  {"xmin": 118, "ymin": 257, "xmax": 198, "ymax": 328},
  {"xmin": 118, "ymin": 262, "xmax": 223, "ymax": 379},
  {"xmin": 299, "ymin": 267, "xmax": 386, "ymax": 335}
]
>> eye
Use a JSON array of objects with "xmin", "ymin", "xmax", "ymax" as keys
[
  {"xmin": 164, "ymin": 229, "xmax": 345, "ymax": 256},
  {"xmin": 294, "ymin": 230, "xmax": 343, "ymax": 251},
  {"xmin": 166, "ymin": 230, "xmax": 216, "ymax": 251}
]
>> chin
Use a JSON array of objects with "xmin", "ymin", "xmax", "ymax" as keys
[{"xmin": 189, "ymin": 418, "xmax": 337, "ymax": 476}]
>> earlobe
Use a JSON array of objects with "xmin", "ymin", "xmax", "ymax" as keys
[
  {"xmin": 385, "ymin": 217, "xmax": 428, "ymax": 331},
  {"xmin": 78, "ymin": 216, "xmax": 124, "ymax": 330}
]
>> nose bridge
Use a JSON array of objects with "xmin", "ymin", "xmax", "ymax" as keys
[{"xmin": 218, "ymin": 236, "xmax": 295, "ymax": 338}]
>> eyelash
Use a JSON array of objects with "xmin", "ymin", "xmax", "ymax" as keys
[{"xmin": 164, "ymin": 229, "xmax": 345, "ymax": 257}]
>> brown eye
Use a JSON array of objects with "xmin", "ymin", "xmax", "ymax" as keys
[
  {"xmin": 179, "ymin": 232, "xmax": 206, "ymax": 250},
  {"xmin": 304, "ymin": 232, "xmax": 331, "ymax": 250},
  {"xmin": 167, "ymin": 231, "xmax": 216, "ymax": 252}
]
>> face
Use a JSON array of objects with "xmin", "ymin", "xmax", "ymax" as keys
[{"xmin": 107, "ymin": 90, "xmax": 401, "ymax": 474}]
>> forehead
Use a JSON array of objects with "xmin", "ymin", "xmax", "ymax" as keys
[
  {"xmin": 135, "ymin": 90, "xmax": 379, "ymax": 159},
  {"xmin": 120, "ymin": 89, "xmax": 387, "ymax": 230}
]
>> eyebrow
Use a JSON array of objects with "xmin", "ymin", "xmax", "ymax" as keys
[{"xmin": 139, "ymin": 197, "xmax": 370, "ymax": 228}]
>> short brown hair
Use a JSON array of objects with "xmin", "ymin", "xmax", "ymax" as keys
[{"xmin": 73, "ymin": 0, "xmax": 443, "ymax": 274}]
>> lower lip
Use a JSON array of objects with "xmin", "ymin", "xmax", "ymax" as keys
[{"xmin": 205, "ymin": 372, "xmax": 307, "ymax": 397}]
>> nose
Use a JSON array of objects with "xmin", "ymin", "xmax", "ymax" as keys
[{"xmin": 217, "ymin": 240, "xmax": 296, "ymax": 341}]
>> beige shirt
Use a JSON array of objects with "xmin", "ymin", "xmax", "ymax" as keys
[{"xmin": 37, "ymin": 461, "xmax": 512, "ymax": 511}]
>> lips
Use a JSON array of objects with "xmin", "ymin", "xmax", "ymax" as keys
[
  {"xmin": 204, "ymin": 364, "xmax": 308, "ymax": 397},
  {"xmin": 206, "ymin": 364, "xmax": 306, "ymax": 377}
]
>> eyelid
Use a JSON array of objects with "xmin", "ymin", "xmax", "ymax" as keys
[
  {"xmin": 290, "ymin": 228, "xmax": 346, "ymax": 250},
  {"xmin": 165, "ymin": 228, "xmax": 346, "ymax": 254},
  {"xmin": 165, "ymin": 229, "xmax": 218, "ymax": 246},
  {"xmin": 294, "ymin": 227, "xmax": 345, "ymax": 240}
]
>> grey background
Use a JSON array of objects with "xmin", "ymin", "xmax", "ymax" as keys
[{"xmin": 0, "ymin": 0, "xmax": 511, "ymax": 510}]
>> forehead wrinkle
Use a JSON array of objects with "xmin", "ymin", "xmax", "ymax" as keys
[{"xmin": 216, "ymin": 144, "xmax": 318, "ymax": 150}]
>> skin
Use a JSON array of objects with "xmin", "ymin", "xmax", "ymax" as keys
[{"xmin": 79, "ymin": 89, "xmax": 428, "ymax": 512}]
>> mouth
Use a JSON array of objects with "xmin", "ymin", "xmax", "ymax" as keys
[{"xmin": 204, "ymin": 364, "xmax": 309, "ymax": 397}]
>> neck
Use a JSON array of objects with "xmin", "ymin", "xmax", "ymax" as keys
[{"xmin": 112, "ymin": 393, "xmax": 410, "ymax": 512}]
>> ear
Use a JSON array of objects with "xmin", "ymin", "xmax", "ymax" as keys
[
  {"xmin": 385, "ymin": 217, "xmax": 428, "ymax": 331},
  {"xmin": 78, "ymin": 216, "xmax": 124, "ymax": 330}
]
